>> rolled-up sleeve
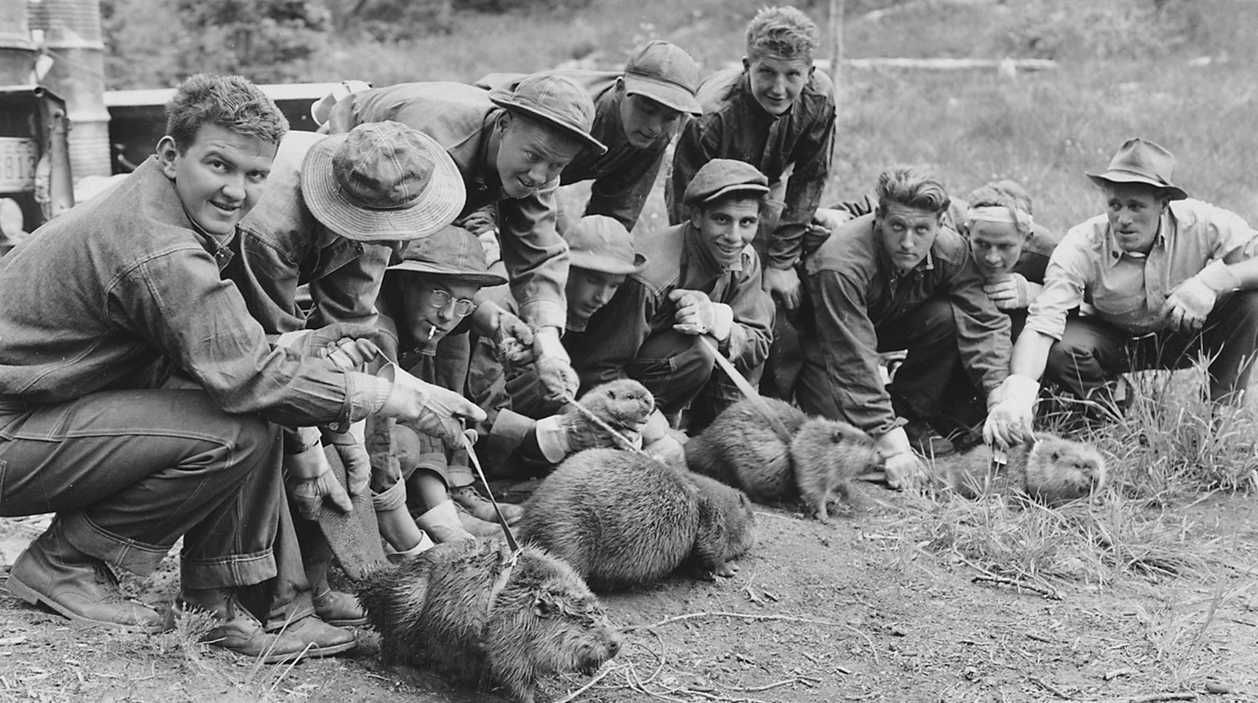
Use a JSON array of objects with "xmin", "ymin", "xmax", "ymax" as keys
[
  {"xmin": 805, "ymin": 269, "xmax": 898, "ymax": 436},
  {"xmin": 497, "ymin": 180, "xmax": 570, "ymax": 329},
  {"xmin": 117, "ymin": 247, "xmax": 390, "ymax": 428},
  {"xmin": 1025, "ymin": 231, "xmax": 1092, "ymax": 341}
]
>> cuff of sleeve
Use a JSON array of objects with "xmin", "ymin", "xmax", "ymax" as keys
[
  {"xmin": 533, "ymin": 415, "xmax": 570, "ymax": 463},
  {"xmin": 1196, "ymin": 260, "xmax": 1241, "ymax": 293},
  {"xmin": 490, "ymin": 408, "xmax": 538, "ymax": 448},
  {"xmin": 519, "ymin": 300, "xmax": 568, "ymax": 330},
  {"xmin": 275, "ymin": 329, "xmax": 309, "ymax": 351}
]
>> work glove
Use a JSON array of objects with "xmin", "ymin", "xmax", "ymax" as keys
[
  {"xmin": 494, "ymin": 309, "xmax": 536, "ymax": 367},
  {"xmin": 760, "ymin": 267, "xmax": 802, "ymax": 311},
  {"xmin": 874, "ymin": 426, "xmax": 926, "ymax": 490},
  {"xmin": 378, "ymin": 363, "xmax": 487, "ymax": 447},
  {"xmin": 532, "ymin": 326, "xmax": 578, "ymax": 401},
  {"xmin": 533, "ymin": 408, "xmax": 645, "ymax": 463},
  {"xmin": 284, "ymin": 441, "xmax": 352, "ymax": 520},
  {"xmin": 1161, "ymin": 261, "xmax": 1239, "ymax": 334},
  {"xmin": 324, "ymin": 421, "xmax": 370, "ymax": 497},
  {"xmin": 277, "ymin": 321, "xmax": 385, "ymax": 369},
  {"xmin": 982, "ymin": 375, "xmax": 1040, "ymax": 448},
  {"xmin": 982, "ymin": 273, "xmax": 1041, "ymax": 311},
  {"xmin": 669, "ymin": 289, "xmax": 735, "ymax": 341}
]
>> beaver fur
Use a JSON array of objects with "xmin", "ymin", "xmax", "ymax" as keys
[
  {"xmin": 934, "ymin": 432, "xmax": 1107, "ymax": 505},
  {"xmin": 357, "ymin": 540, "xmax": 620, "ymax": 703},
  {"xmin": 518, "ymin": 448, "xmax": 756, "ymax": 591}
]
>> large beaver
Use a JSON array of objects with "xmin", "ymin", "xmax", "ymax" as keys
[
  {"xmin": 933, "ymin": 432, "xmax": 1108, "ymax": 506},
  {"xmin": 685, "ymin": 397, "xmax": 882, "ymax": 521},
  {"xmin": 518, "ymin": 448, "xmax": 756, "ymax": 591},
  {"xmin": 357, "ymin": 540, "xmax": 620, "ymax": 703}
]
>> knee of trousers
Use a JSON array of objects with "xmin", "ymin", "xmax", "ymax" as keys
[
  {"xmin": 1044, "ymin": 335, "xmax": 1103, "ymax": 381},
  {"xmin": 906, "ymin": 299, "xmax": 959, "ymax": 347},
  {"xmin": 222, "ymin": 415, "xmax": 281, "ymax": 479},
  {"xmin": 1214, "ymin": 290, "xmax": 1258, "ymax": 332}
]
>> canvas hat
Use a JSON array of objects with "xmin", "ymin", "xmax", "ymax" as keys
[
  {"xmin": 565, "ymin": 215, "xmax": 646, "ymax": 275},
  {"xmin": 683, "ymin": 158, "xmax": 770, "ymax": 206},
  {"xmin": 489, "ymin": 72, "xmax": 607, "ymax": 155},
  {"xmin": 386, "ymin": 224, "xmax": 507, "ymax": 287},
  {"xmin": 1086, "ymin": 137, "xmax": 1188, "ymax": 201},
  {"xmin": 623, "ymin": 40, "xmax": 702, "ymax": 116},
  {"xmin": 301, "ymin": 121, "xmax": 467, "ymax": 242}
]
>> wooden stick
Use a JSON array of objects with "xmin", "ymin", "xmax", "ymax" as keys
[
  {"xmin": 1028, "ymin": 676, "xmax": 1073, "ymax": 700},
  {"xmin": 972, "ymin": 574, "xmax": 1063, "ymax": 601},
  {"xmin": 625, "ymin": 610, "xmax": 845, "ymax": 631}
]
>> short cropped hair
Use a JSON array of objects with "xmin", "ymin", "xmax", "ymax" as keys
[
  {"xmin": 165, "ymin": 74, "xmax": 288, "ymax": 153},
  {"xmin": 875, "ymin": 167, "xmax": 951, "ymax": 215},
  {"xmin": 745, "ymin": 6, "xmax": 818, "ymax": 62}
]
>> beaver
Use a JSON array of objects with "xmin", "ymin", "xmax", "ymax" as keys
[
  {"xmin": 933, "ymin": 432, "xmax": 1108, "ymax": 506},
  {"xmin": 518, "ymin": 448, "xmax": 756, "ymax": 591},
  {"xmin": 357, "ymin": 540, "xmax": 620, "ymax": 703},
  {"xmin": 562, "ymin": 378, "xmax": 657, "ymax": 453},
  {"xmin": 685, "ymin": 397, "xmax": 882, "ymax": 521}
]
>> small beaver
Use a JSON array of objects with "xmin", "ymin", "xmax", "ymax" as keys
[
  {"xmin": 934, "ymin": 432, "xmax": 1108, "ymax": 506},
  {"xmin": 686, "ymin": 397, "xmax": 882, "ymax": 521},
  {"xmin": 518, "ymin": 448, "xmax": 756, "ymax": 591},
  {"xmin": 563, "ymin": 378, "xmax": 657, "ymax": 453},
  {"xmin": 357, "ymin": 540, "xmax": 620, "ymax": 703}
]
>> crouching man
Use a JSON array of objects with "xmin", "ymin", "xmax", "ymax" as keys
[
  {"xmin": 986, "ymin": 138, "xmax": 1258, "ymax": 446},
  {"xmin": 571, "ymin": 159, "xmax": 775, "ymax": 430},
  {"xmin": 794, "ymin": 168, "xmax": 1011, "ymax": 486},
  {"xmin": 0, "ymin": 74, "xmax": 482, "ymax": 661}
]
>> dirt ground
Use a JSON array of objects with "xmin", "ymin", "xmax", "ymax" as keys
[{"xmin": 1, "ymin": 485, "xmax": 1255, "ymax": 703}]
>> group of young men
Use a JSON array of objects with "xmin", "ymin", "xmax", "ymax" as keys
[{"xmin": 3, "ymin": 3, "xmax": 1257, "ymax": 665}]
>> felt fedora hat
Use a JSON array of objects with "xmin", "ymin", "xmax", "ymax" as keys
[
  {"xmin": 565, "ymin": 215, "xmax": 646, "ymax": 275},
  {"xmin": 301, "ymin": 121, "xmax": 467, "ymax": 242},
  {"xmin": 386, "ymin": 224, "xmax": 507, "ymax": 287},
  {"xmin": 1086, "ymin": 137, "xmax": 1188, "ymax": 201},
  {"xmin": 489, "ymin": 72, "xmax": 607, "ymax": 155}
]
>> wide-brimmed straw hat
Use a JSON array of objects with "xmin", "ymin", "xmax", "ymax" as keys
[
  {"xmin": 1086, "ymin": 137, "xmax": 1188, "ymax": 201},
  {"xmin": 301, "ymin": 121, "xmax": 467, "ymax": 242},
  {"xmin": 565, "ymin": 215, "xmax": 646, "ymax": 275},
  {"xmin": 623, "ymin": 40, "xmax": 702, "ymax": 116},
  {"xmin": 488, "ymin": 72, "xmax": 607, "ymax": 155},
  {"xmin": 386, "ymin": 224, "xmax": 506, "ymax": 287}
]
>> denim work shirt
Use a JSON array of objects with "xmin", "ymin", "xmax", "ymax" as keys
[
  {"xmin": 0, "ymin": 158, "xmax": 387, "ymax": 427},
  {"xmin": 477, "ymin": 71, "xmax": 669, "ymax": 232},
  {"xmin": 1027, "ymin": 198, "xmax": 1258, "ymax": 339},
  {"xmin": 568, "ymin": 222, "xmax": 775, "ymax": 391},
  {"xmin": 326, "ymin": 81, "xmax": 569, "ymax": 330},
  {"xmin": 669, "ymin": 66, "xmax": 836, "ymax": 270},
  {"xmin": 801, "ymin": 214, "xmax": 1011, "ymax": 437},
  {"xmin": 233, "ymin": 130, "xmax": 396, "ymax": 335}
]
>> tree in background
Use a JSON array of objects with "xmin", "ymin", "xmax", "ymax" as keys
[{"xmin": 174, "ymin": 0, "xmax": 330, "ymax": 83}]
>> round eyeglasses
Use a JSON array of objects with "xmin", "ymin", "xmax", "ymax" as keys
[{"xmin": 429, "ymin": 288, "xmax": 477, "ymax": 317}]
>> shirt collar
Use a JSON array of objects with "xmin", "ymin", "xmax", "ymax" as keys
[{"xmin": 1102, "ymin": 209, "xmax": 1170, "ymax": 269}]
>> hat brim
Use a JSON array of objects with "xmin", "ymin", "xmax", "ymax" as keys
[
  {"xmin": 623, "ymin": 74, "xmax": 701, "ymax": 116},
  {"xmin": 300, "ymin": 132, "xmax": 468, "ymax": 242},
  {"xmin": 489, "ymin": 94, "xmax": 608, "ymax": 155},
  {"xmin": 688, "ymin": 183, "xmax": 771, "ymax": 206},
  {"xmin": 385, "ymin": 260, "xmax": 507, "ymax": 287},
  {"xmin": 1086, "ymin": 169, "xmax": 1187, "ymax": 201},
  {"xmin": 569, "ymin": 250, "xmax": 648, "ymax": 275}
]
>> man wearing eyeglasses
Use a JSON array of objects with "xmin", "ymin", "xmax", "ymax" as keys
[{"xmin": 366, "ymin": 224, "xmax": 514, "ymax": 558}]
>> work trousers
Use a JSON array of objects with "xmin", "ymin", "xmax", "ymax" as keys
[
  {"xmin": 796, "ymin": 298, "xmax": 960, "ymax": 426},
  {"xmin": 0, "ymin": 389, "xmax": 284, "ymax": 591},
  {"xmin": 1045, "ymin": 290, "xmax": 1258, "ymax": 404}
]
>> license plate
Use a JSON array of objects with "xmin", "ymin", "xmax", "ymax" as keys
[{"xmin": 0, "ymin": 138, "xmax": 38, "ymax": 192}]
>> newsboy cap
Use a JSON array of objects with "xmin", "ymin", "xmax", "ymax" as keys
[{"xmin": 682, "ymin": 159, "xmax": 770, "ymax": 207}]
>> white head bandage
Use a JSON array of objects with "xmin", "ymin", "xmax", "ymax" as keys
[{"xmin": 966, "ymin": 205, "xmax": 1033, "ymax": 235}]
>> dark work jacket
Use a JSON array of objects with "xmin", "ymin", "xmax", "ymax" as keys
[{"xmin": 800, "ymin": 214, "xmax": 1011, "ymax": 437}]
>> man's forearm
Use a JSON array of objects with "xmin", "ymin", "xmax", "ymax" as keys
[{"xmin": 1009, "ymin": 329, "xmax": 1056, "ymax": 381}]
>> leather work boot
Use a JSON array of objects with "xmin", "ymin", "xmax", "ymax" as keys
[
  {"xmin": 903, "ymin": 419, "xmax": 955, "ymax": 458},
  {"xmin": 415, "ymin": 500, "xmax": 476, "ymax": 544},
  {"xmin": 312, "ymin": 588, "xmax": 368, "ymax": 628},
  {"xmin": 6, "ymin": 522, "xmax": 164, "ymax": 632},
  {"xmin": 181, "ymin": 590, "xmax": 357, "ymax": 663},
  {"xmin": 454, "ymin": 503, "xmax": 509, "ymax": 539},
  {"xmin": 450, "ymin": 483, "xmax": 523, "ymax": 525}
]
